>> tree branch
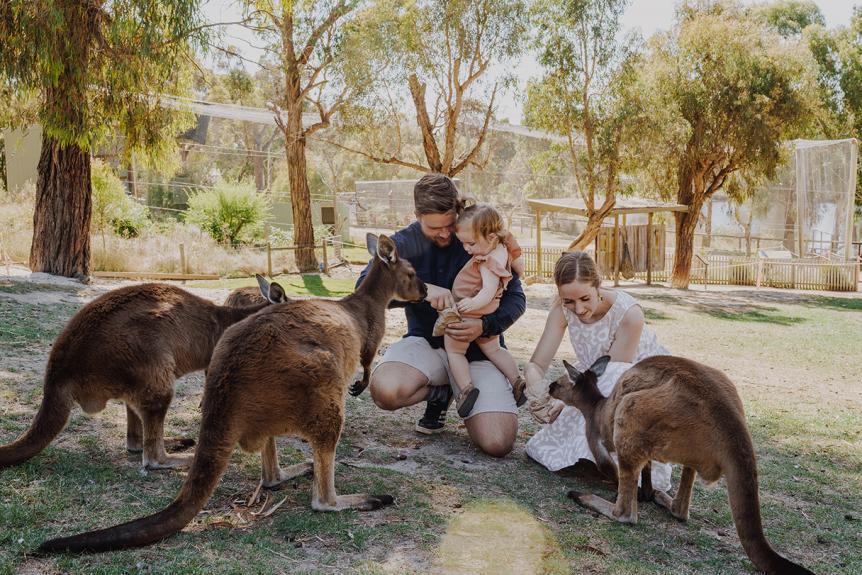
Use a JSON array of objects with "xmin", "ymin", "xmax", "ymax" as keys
[
  {"xmin": 311, "ymin": 136, "xmax": 430, "ymax": 173},
  {"xmin": 408, "ymin": 74, "xmax": 443, "ymax": 172},
  {"xmin": 451, "ymin": 83, "xmax": 497, "ymax": 175},
  {"xmin": 298, "ymin": 1, "xmax": 351, "ymax": 66}
]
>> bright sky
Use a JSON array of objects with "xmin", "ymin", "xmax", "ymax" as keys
[{"xmin": 201, "ymin": 0, "xmax": 859, "ymax": 124}]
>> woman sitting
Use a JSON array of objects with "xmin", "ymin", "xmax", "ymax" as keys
[{"xmin": 523, "ymin": 251, "xmax": 673, "ymax": 491}]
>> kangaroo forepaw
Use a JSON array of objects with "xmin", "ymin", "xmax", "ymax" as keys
[
  {"xmin": 567, "ymin": 490, "xmax": 587, "ymax": 502},
  {"xmin": 349, "ymin": 380, "xmax": 368, "ymax": 397}
]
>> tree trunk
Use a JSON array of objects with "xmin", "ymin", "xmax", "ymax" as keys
[
  {"xmin": 29, "ymin": 135, "xmax": 91, "ymax": 280},
  {"xmin": 567, "ymin": 212, "xmax": 607, "ymax": 251},
  {"xmin": 671, "ymin": 206, "xmax": 700, "ymax": 289},
  {"xmin": 703, "ymin": 198, "xmax": 712, "ymax": 248},
  {"xmin": 286, "ymin": 110, "xmax": 317, "ymax": 272},
  {"xmin": 253, "ymin": 154, "xmax": 266, "ymax": 192}
]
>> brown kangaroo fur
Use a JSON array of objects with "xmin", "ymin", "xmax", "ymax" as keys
[
  {"xmin": 0, "ymin": 276, "xmax": 285, "ymax": 471},
  {"xmin": 224, "ymin": 285, "xmax": 280, "ymax": 308},
  {"xmin": 38, "ymin": 234, "xmax": 426, "ymax": 553},
  {"xmin": 549, "ymin": 355, "xmax": 815, "ymax": 575}
]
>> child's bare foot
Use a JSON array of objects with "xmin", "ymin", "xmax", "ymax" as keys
[{"xmin": 455, "ymin": 383, "xmax": 480, "ymax": 418}]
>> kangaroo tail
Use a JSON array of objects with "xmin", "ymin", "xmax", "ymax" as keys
[
  {"xmin": 38, "ymin": 408, "xmax": 237, "ymax": 553},
  {"xmin": 0, "ymin": 380, "xmax": 73, "ymax": 468},
  {"xmin": 725, "ymin": 434, "xmax": 815, "ymax": 575}
]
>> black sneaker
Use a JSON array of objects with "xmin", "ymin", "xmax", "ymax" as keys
[{"xmin": 415, "ymin": 385, "xmax": 452, "ymax": 435}]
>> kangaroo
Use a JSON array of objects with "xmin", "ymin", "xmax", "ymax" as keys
[
  {"xmin": 549, "ymin": 355, "xmax": 815, "ymax": 575},
  {"xmin": 224, "ymin": 285, "xmax": 280, "ymax": 308},
  {"xmin": 38, "ymin": 233, "xmax": 427, "ymax": 553},
  {"xmin": 0, "ymin": 276, "xmax": 285, "ymax": 471}
]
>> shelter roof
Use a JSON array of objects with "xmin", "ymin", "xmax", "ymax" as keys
[{"xmin": 527, "ymin": 197, "xmax": 689, "ymax": 216}]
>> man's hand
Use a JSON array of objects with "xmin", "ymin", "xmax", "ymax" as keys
[
  {"xmin": 444, "ymin": 317, "xmax": 483, "ymax": 342},
  {"xmin": 425, "ymin": 284, "xmax": 455, "ymax": 311}
]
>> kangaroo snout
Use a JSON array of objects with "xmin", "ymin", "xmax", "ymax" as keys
[{"xmin": 417, "ymin": 281, "xmax": 428, "ymax": 301}]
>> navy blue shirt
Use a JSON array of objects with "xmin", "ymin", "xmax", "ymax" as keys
[{"xmin": 357, "ymin": 221, "xmax": 526, "ymax": 362}]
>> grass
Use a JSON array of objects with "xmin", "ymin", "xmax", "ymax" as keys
[{"xmin": 0, "ymin": 282, "xmax": 859, "ymax": 574}]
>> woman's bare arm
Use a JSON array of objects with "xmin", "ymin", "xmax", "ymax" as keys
[
  {"xmin": 529, "ymin": 300, "xmax": 567, "ymax": 371},
  {"xmin": 607, "ymin": 305, "xmax": 645, "ymax": 363}
]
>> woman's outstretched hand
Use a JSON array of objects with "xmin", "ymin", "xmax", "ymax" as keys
[{"xmin": 524, "ymin": 362, "xmax": 565, "ymax": 424}]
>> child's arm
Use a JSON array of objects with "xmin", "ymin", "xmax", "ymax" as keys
[
  {"xmin": 456, "ymin": 264, "xmax": 500, "ymax": 314},
  {"xmin": 511, "ymin": 255, "xmax": 525, "ymax": 277}
]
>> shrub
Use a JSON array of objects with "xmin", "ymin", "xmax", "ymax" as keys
[
  {"xmin": 185, "ymin": 180, "xmax": 271, "ymax": 245},
  {"xmin": 91, "ymin": 159, "xmax": 149, "ymax": 238}
]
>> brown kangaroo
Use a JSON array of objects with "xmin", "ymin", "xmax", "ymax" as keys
[
  {"xmin": 224, "ymin": 285, "xmax": 279, "ymax": 307},
  {"xmin": 38, "ymin": 233, "xmax": 427, "ymax": 553},
  {"xmin": 0, "ymin": 276, "xmax": 285, "ymax": 471},
  {"xmin": 549, "ymin": 355, "xmax": 815, "ymax": 575}
]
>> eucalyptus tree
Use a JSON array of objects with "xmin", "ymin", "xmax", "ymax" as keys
[
  {"xmin": 242, "ymin": 0, "xmax": 385, "ymax": 271},
  {"xmin": 0, "ymin": 1, "xmax": 206, "ymax": 279},
  {"xmin": 330, "ymin": 0, "xmax": 529, "ymax": 180},
  {"xmin": 633, "ymin": 0, "xmax": 819, "ymax": 288},
  {"xmin": 524, "ymin": 0, "xmax": 638, "ymax": 250}
]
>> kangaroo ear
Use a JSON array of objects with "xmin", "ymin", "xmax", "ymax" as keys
[
  {"xmin": 267, "ymin": 282, "xmax": 287, "ymax": 304},
  {"xmin": 590, "ymin": 355, "xmax": 611, "ymax": 378},
  {"xmin": 562, "ymin": 360, "xmax": 581, "ymax": 383},
  {"xmin": 376, "ymin": 234, "xmax": 397, "ymax": 264},
  {"xmin": 366, "ymin": 233, "xmax": 379, "ymax": 257},
  {"xmin": 256, "ymin": 274, "xmax": 270, "ymax": 298}
]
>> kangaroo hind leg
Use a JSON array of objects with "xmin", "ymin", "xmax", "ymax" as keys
[
  {"xmin": 655, "ymin": 465, "xmax": 696, "ymax": 521},
  {"xmin": 310, "ymin": 441, "xmax": 392, "ymax": 512},
  {"xmin": 126, "ymin": 404, "xmax": 144, "ymax": 452},
  {"xmin": 136, "ymin": 385, "xmax": 193, "ymax": 470},
  {"xmin": 260, "ymin": 436, "xmax": 312, "ymax": 489}
]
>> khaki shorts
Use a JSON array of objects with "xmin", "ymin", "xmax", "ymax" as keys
[{"xmin": 373, "ymin": 336, "xmax": 518, "ymax": 418}]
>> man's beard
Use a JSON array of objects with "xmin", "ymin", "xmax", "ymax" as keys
[{"xmin": 431, "ymin": 235, "xmax": 452, "ymax": 248}]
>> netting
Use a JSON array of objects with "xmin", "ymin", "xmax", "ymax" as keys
[{"xmin": 720, "ymin": 139, "xmax": 858, "ymax": 260}]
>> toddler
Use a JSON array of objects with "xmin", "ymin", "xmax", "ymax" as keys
[{"xmin": 439, "ymin": 204, "xmax": 526, "ymax": 417}]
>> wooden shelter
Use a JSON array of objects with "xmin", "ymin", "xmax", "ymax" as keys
[{"xmin": 526, "ymin": 197, "xmax": 689, "ymax": 285}]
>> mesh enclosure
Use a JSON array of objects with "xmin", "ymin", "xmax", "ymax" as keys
[{"xmin": 721, "ymin": 139, "xmax": 858, "ymax": 260}]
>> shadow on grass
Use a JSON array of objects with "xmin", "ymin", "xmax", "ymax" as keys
[
  {"xmin": 643, "ymin": 307, "xmax": 673, "ymax": 322},
  {"xmin": 298, "ymin": 274, "xmax": 352, "ymax": 297},
  {"xmin": 704, "ymin": 309, "xmax": 806, "ymax": 326}
]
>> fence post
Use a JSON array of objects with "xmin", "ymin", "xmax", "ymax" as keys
[
  {"xmin": 756, "ymin": 258, "xmax": 763, "ymax": 288},
  {"xmin": 322, "ymin": 238, "xmax": 329, "ymax": 274},
  {"xmin": 535, "ymin": 209, "xmax": 543, "ymax": 278},
  {"xmin": 179, "ymin": 243, "xmax": 186, "ymax": 276},
  {"xmin": 267, "ymin": 242, "xmax": 272, "ymax": 278}
]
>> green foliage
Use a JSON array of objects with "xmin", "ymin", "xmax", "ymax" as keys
[
  {"xmin": 0, "ymin": 1, "xmax": 204, "ymax": 162},
  {"xmin": 337, "ymin": 0, "xmax": 529, "ymax": 175},
  {"xmin": 91, "ymin": 160, "xmax": 149, "ymax": 238},
  {"xmin": 632, "ymin": 1, "xmax": 820, "ymax": 199},
  {"xmin": 524, "ymin": 0, "xmax": 639, "ymax": 247},
  {"xmin": 751, "ymin": 0, "xmax": 824, "ymax": 37},
  {"xmin": 185, "ymin": 181, "xmax": 271, "ymax": 245}
]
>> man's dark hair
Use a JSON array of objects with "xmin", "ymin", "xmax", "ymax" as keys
[{"xmin": 413, "ymin": 173, "xmax": 463, "ymax": 215}]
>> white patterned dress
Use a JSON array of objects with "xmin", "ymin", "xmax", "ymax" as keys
[{"xmin": 525, "ymin": 290, "xmax": 674, "ymax": 491}]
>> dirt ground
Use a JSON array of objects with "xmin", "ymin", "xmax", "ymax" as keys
[{"xmin": 1, "ymin": 265, "xmax": 860, "ymax": 574}]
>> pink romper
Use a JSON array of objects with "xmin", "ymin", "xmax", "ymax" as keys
[{"xmin": 452, "ymin": 237, "xmax": 522, "ymax": 319}]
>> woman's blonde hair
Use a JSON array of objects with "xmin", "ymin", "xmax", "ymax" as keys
[
  {"xmin": 554, "ymin": 251, "xmax": 602, "ymax": 288},
  {"xmin": 455, "ymin": 203, "xmax": 512, "ymax": 244}
]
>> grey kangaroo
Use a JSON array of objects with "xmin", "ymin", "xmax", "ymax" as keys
[
  {"xmin": 39, "ymin": 234, "xmax": 426, "ymax": 553},
  {"xmin": 0, "ymin": 276, "xmax": 285, "ymax": 471},
  {"xmin": 549, "ymin": 355, "xmax": 814, "ymax": 575}
]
